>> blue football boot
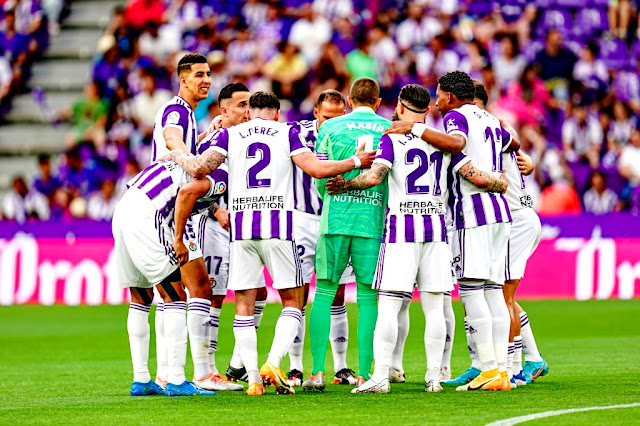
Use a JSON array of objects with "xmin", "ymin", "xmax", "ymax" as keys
[
  {"xmin": 523, "ymin": 359, "xmax": 549, "ymax": 384},
  {"xmin": 131, "ymin": 380, "xmax": 165, "ymax": 396},
  {"xmin": 165, "ymin": 381, "xmax": 216, "ymax": 396},
  {"xmin": 444, "ymin": 367, "xmax": 481, "ymax": 385}
]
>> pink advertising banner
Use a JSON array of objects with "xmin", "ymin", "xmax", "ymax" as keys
[{"xmin": 1, "ymin": 216, "xmax": 639, "ymax": 305}]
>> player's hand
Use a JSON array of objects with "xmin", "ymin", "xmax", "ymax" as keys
[
  {"xmin": 327, "ymin": 175, "xmax": 348, "ymax": 194},
  {"xmin": 173, "ymin": 239, "xmax": 189, "ymax": 266},
  {"xmin": 498, "ymin": 169, "xmax": 508, "ymax": 194},
  {"xmin": 516, "ymin": 151, "xmax": 534, "ymax": 176},
  {"xmin": 155, "ymin": 153, "xmax": 173, "ymax": 163},
  {"xmin": 355, "ymin": 142, "xmax": 376, "ymax": 168},
  {"xmin": 214, "ymin": 207, "xmax": 230, "ymax": 232},
  {"xmin": 383, "ymin": 121, "xmax": 414, "ymax": 136},
  {"xmin": 207, "ymin": 115, "xmax": 224, "ymax": 134}
]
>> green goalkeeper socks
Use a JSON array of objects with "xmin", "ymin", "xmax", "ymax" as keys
[
  {"xmin": 310, "ymin": 280, "xmax": 338, "ymax": 375},
  {"xmin": 356, "ymin": 282, "xmax": 378, "ymax": 380}
]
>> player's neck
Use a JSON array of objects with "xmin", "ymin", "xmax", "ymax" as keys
[{"xmin": 177, "ymin": 89, "xmax": 199, "ymax": 111}]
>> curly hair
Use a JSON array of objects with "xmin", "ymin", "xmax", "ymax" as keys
[{"xmin": 438, "ymin": 71, "xmax": 475, "ymax": 101}]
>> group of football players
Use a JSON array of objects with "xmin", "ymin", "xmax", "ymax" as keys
[{"xmin": 113, "ymin": 52, "xmax": 548, "ymax": 397}]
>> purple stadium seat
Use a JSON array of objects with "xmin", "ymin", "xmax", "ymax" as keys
[
  {"xmin": 629, "ymin": 40, "xmax": 640, "ymax": 70},
  {"xmin": 588, "ymin": 0, "xmax": 609, "ymax": 7},
  {"xmin": 534, "ymin": 0, "xmax": 555, "ymax": 7},
  {"xmin": 555, "ymin": 0, "xmax": 582, "ymax": 7},
  {"xmin": 599, "ymin": 38, "xmax": 629, "ymax": 70},
  {"xmin": 522, "ymin": 39, "xmax": 544, "ymax": 63},
  {"xmin": 574, "ymin": 8, "xmax": 609, "ymax": 39},
  {"xmin": 536, "ymin": 9, "xmax": 573, "ymax": 38}
]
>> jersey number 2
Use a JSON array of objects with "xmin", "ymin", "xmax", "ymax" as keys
[{"xmin": 246, "ymin": 143, "xmax": 271, "ymax": 188}]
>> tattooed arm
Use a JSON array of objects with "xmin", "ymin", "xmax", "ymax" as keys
[
  {"xmin": 168, "ymin": 148, "xmax": 226, "ymax": 179},
  {"xmin": 457, "ymin": 161, "xmax": 508, "ymax": 193},
  {"xmin": 326, "ymin": 163, "xmax": 390, "ymax": 194}
]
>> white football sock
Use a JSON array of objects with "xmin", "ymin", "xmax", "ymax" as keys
[
  {"xmin": 520, "ymin": 311, "xmax": 543, "ymax": 362},
  {"xmin": 188, "ymin": 298, "xmax": 212, "ymax": 380},
  {"xmin": 230, "ymin": 299, "xmax": 268, "ymax": 369},
  {"xmin": 154, "ymin": 302, "xmax": 168, "ymax": 381},
  {"xmin": 128, "ymin": 303, "xmax": 151, "ymax": 383},
  {"xmin": 441, "ymin": 292, "xmax": 455, "ymax": 369},
  {"xmin": 420, "ymin": 292, "xmax": 446, "ymax": 382},
  {"xmin": 267, "ymin": 307, "xmax": 303, "ymax": 368},
  {"xmin": 329, "ymin": 304, "xmax": 349, "ymax": 372},
  {"xmin": 164, "ymin": 301, "xmax": 187, "ymax": 385},
  {"xmin": 513, "ymin": 336, "xmax": 523, "ymax": 373},
  {"xmin": 288, "ymin": 307, "xmax": 305, "ymax": 372},
  {"xmin": 371, "ymin": 292, "xmax": 403, "ymax": 382},
  {"xmin": 208, "ymin": 307, "xmax": 221, "ymax": 374},
  {"xmin": 459, "ymin": 282, "xmax": 497, "ymax": 372},
  {"xmin": 484, "ymin": 285, "xmax": 510, "ymax": 373},
  {"xmin": 465, "ymin": 316, "xmax": 481, "ymax": 370},
  {"xmin": 507, "ymin": 342, "xmax": 515, "ymax": 378},
  {"xmin": 233, "ymin": 315, "xmax": 258, "ymax": 381},
  {"xmin": 391, "ymin": 292, "xmax": 412, "ymax": 372}
]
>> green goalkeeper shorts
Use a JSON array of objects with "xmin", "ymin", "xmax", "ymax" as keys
[{"xmin": 314, "ymin": 234, "xmax": 382, "ymax": 285}]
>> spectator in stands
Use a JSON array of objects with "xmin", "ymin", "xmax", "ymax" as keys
[
  {"xmin": 288, "ymin": 3, "xmax": 331, "ymax": 66},
  {"xmin": 132, "ymin": 71, "xmax": 171, "ymax": 141},
  {"xmin": 331, "ymin": 16, "xmax": 356, "ymax": 56},
  {"xmin": 124, "ymin": 0, "xmax": 165, "ymax": 31},
  {"xmin": 86, "ymin": 178, "xmax": 118, "ymax": 220},
  {"xmin": 345, "ymin": 33, "xmax": 377, "ymax": 83},
  {"xmin": 583, "ymin": 171, "xmax": 619, "ymax": 214},
  {"xmin": 312, "ymin": 0, "xmax": 354, "ymax": 21},
  {"xmin": 562, "ymin": 100, "xmax": 603, "ymax": 168},
  {"xmin": 253, "ymin": 3, "xmax": 284, "ymax": 62},
  {"xmin": 496, "ymin": 63, "xmax": 551, "ymax": 127},
  {"xmin": 492, "ymin": 33, "xmax": 526, "ymax": 89},
  {"xmin": 2, "ymin": 175, "xmax": 50, "ymax": 222},
  {"xmin": 58, "ymin": 145, "xmax": 97, "ymax": 197},
  {"xmin": 368, "ymin": 23, "xmax": 398, "ymax": 100},
  {"xmin": 608, "ymin": 0, "xmax": 634, "ymax": 38},
  {"xmin": 226, "ymin": 24, "xmax": 262, "ymax": 80},
  {"xmin": 263, "ymin": 41, "xmax": 308, "ymax": 110},
  {"xmin": 573, "ymin": 41, "xmax": 608, "ymax": 101},
  {"xmin": 0, "ymin": 54, "xmax": 12, "ymax": 116},
  {"xmin": 92, "ymin": 35, "xmax": 127, "ymax": 101},
  {"xmin": 241, "ymin": 0, "xmax": 268, "ymax": 30},
  {"xmin": 103, "ymin": 6, "xmax": 135, "ymax": 58},
  {"xmin": 619, "ymin": 125, "xmax": 640, "ymax": 193},
  {"xmin": 459, "ymin": 38, "xmax": 489, "ymax": 82},
  {"xmin": 607, "ymin": 100, "xmax": 636, "ymax": 153},
  {"xmin": 416, "ymin": 33, "xmax": 459, "ymax": 90},
  {"xmin": 137, "ymin": 21, "xmax": 181, "ymax": 67},
  {"xmin": 304, "ymin": 41, "xmax": 348, "ymax": 111},
  {"xmin": 534, "ymin": 29, "xmax": 577, "ymax": 97},
  {"xmin": 0, "ymin": 9, "xmax": 30, "ymax": 88},
  {"xmin": 60, "ymin": 81, "xmax": 109, "ymax": 148},
  {"xmin": 395, "ymin": 1, "xmax": 442, "ymax": 53},
  {"xmin": 41, "ymin": 0, "xmax": 64, "ymax": 35},
  {"xmin": 115, "ymin": 157, "xmax": 140, "ymax": 198},
  {"xmin": 11, "ymin": 0, "xmax": 48, "ymax": 55},
  {"xmin": 33, "ymin": 153, "xmax": 61, "ymax": 200},
  {"xmin": 538, "ymin": 182, "xmax": 582, "ymax": 216}
]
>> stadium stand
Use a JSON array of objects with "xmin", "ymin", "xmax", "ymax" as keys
[{"xmin": 2, "ymin": 0, "xmax": 640, "ymax": 221}]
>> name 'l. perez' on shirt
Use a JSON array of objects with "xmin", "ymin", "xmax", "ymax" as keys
[
  {"xmin": 375, "ymin": 131, "xmax": 455, "ymax": 244},
  {"xmin": 206, "ymin": 117, "xmax": 311, "ymax": 242},
  {"xmin": 445, "ymin": 103, "xmax": 512, "ymax": 229}
]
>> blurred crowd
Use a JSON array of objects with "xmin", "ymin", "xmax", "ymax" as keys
[{"xmin": 3, "ymin": 0, "xmax": 640, "ymax": 223}]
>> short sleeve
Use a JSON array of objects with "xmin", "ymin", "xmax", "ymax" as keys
[
  {"xmin": 161, "ymin": 105, "xmax": 190, "ymax": 134},
  {"xmin": 289, "ymin": 126, "xmax": 311, "ymax": 157},
  {"xmin": 204, "ymin": 163, "xmax": 228, "ymax": 198},
  {"xmin": 500, "ymin": 126, "xmax": 512, "ymax": 152},
  {"xmin": 451, "ymin": 152, "xmax": 471, "ymax": 173},
  {"xmin": 443, "ymin": 110, "xmax": 469, "ymax": 141},
  {"xmin": 210, "ymin": 128, "xmax": 229, "ymax": 156},
  {"xmin": 316, "ymin": 125, "xmax": 329, "ymax": 160},
  {"xmin": 373, "ymin": 134, "xmax": 394, "ymax": 169}
]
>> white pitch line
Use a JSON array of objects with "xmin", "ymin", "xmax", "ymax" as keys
[{"xmin": 486, "ymin": 403, "xmax": 640, "ymax": 426}]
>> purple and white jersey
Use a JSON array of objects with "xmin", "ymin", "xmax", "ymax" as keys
[
  {"xmin": 445, "ymin": 103, "xmax": 512, "ymax": 229},
  {"xmin": 503, "ymin": 151, "xmax": 532, "ymax": 212},
  {"xmin": 198, "ymin": 130, "xmax": 228, "ymax": 212},
  {"xmin": 151, "ymin": 96, "xmax": 198, "ymax": 162},
  {"xmin": 207, "ymin": 118, "xmax": 311, "ymax": 242},
  {"xmin": 126, "ymin": 160, "xmax": 227, "ymax": 223},
  {"xmin": 375, "ymin": 131, "xmax": 452, "ymax": 244},
  {"xmin": 289, "ymin": 119, "xmax": 323, "ymax": 215}
]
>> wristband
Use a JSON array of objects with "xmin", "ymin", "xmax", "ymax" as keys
[
  {"xmin": 350, "ymin": 155, "xmax": 362, "ymax": 169},
  {"xmin": 411, "ymin": 122, "xmax": 428, "ymax": 138}
]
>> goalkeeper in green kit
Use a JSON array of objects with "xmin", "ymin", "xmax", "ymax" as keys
[{"xmin": 303, "ymin": 78, "xmax": 391, "ymax": 391}]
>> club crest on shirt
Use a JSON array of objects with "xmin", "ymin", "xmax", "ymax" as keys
[
  {"xmin": 188, "ymin": 241, "xmax": 197, "ymax": 251},
  {"xmin": 446, "ymin": 118, "xmax": 458, "ymax": 130},
  {"xmin": 167, "ymin": 111, "xmax": 180, "ymax": 125}
]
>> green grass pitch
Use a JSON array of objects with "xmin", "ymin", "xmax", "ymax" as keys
[{"xmin": 0, "ymin": 299, "xmax": 639, "ymax": 424}]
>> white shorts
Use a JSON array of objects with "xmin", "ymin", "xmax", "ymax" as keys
[
  {"xmin": 293, "ymin": 210, "xmax": 355, "ymax": 285},
  {"xmin": 201, "ymin": 215, "xmax": 231, "ymax": 296},
  {"xmin": 228, "ymin": 239, "xmax": 302, "ymax": 291},
  {"xmin": 505, "ymin": 208, "xmax": 541, "ymax": 281},
  {"xmin": 373, "ymin": 241, "xmax": 454, "ymax": 293},
  {"xmin": 112, "ymin": 189, "xmax": 202, "ymax": 289},
  {"xmin": 452, "ymin": 222, "xmax": 511, "ymax": 285}
]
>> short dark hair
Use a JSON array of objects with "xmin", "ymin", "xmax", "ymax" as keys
[
  {"xmin": 37, "ymin": 153, "xmax": 51, "ymax": 165},
  {"xmin": 177, "ymin": 53, "xmax": 208, "ymax": 76},
  {"xmin": 316, "ymin": 89, "xmax": 346, "ymax": 108},
  {"xmin": 350, "ymin": 77, "xmax": 380, "ymax": 106},
  {"xmin": 399, "ymin": 84, "xmax": 430, "ymax": 112},
  {"xmin": 472, "ymin": 79, "xmax": 489, "ymax": 106},
  {"xmin": 249, "ymin": 91, "xmax": 280, "ymax": 110},
  {"xmin": 438, "ymin": 71, "xmax": 475, "ymax": 101},
  {"xmin": 218, "ymin": 83, "xmax": 250, "ymax": 106}
]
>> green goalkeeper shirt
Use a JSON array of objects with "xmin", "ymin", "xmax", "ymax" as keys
[{"xmin": 315, "ymin": 106, "xmax": 391, "ymax": 238}]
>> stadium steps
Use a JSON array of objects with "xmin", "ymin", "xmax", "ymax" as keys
[
  {"xmin": 0, "ymin": 123, "xmax": 70, "ymax": 155},
  {"xmin": 61, "ymin": 0, "xmax": 119, "ymax": 30},
  {"xmin": 5, "ymin": 91, "xmax": 83, "ymax": 123},
  {"xmin": 0, "ymin": 156, "xmax": 41, "ymax": 189},
  {"xmin": 45, "ymin": 29, "xmax": 103, "ymax": 60},
  {"xmin": 29, "ymin": 59, "xmax": 91, "ymax": 92}
]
